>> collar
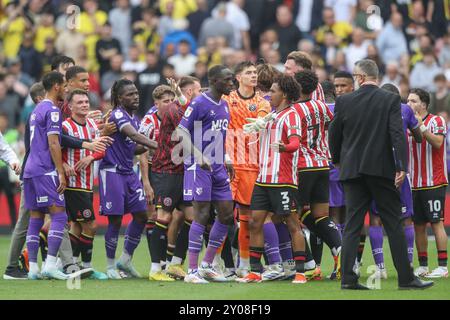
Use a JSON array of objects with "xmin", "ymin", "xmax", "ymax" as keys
[{"xmin": 361, "ymin": 81, "xmax": 378, "ymax": 87}]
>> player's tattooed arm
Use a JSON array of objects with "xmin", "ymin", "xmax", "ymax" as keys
[{"xmin": 121, "ymin": 123, "xmax": 158, "ymax": 150}]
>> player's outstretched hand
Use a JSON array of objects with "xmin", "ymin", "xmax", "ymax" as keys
[
  {"xmin": 57, "ymin": 172, "xmax": 67, "ymax": 194},
  {"xmin": 101, "ymin": 113, "xmax": 117, "ymax": 136},
  {"xmin": 98, "ymin": 136, "xmax": 114, "ymax": 147},
  {"xmin": 63, "ymin": 163, "xmax": 76, "ymax": 177},
  {"xmin": 9, "ymin": 162, "xmax": 21, "ymax": 175}
]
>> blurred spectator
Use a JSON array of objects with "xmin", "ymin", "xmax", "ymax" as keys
[
  {"xmin": 77, "ymin": 0, "xmax": 108, "ymax": 72},
  {"xmin": 109, "ymin": 0, "xmax": 132, "ymax": 57},
  {"xmin": 380, "ymin": 61, "xmax": 402, "ymax": 88},
  {"xmin": 293, "ymin": 0, "xmax": 324, "ymax": 40},
  {"xmin": 197, "ymin": 37, "xmax": 223, "ymax": 69},
  {"xmin": 298, "ymin": 39, "xmax": 315, "ymax": 56},
  {"xmin": 41, "ymin": 37, "xmax": 58, "ymax": 75},
  {"xmin": 410, "ymin": 32, "xmax": 435, "ymax": 67},
  {"xmin": 34, "ymin": 11, "xmax": 57, "ymax": 53},
  {"xmin": 187, "ymin": 0, "xmax": 210, "ymax": 39},
  {"xmin": 324, "ymin": 0, "xmax": 357, "ymax": 23},
  {"xmin": 160, "ymin": 21, "xmax": 197, "ymax": 58},
  {"xmin": 376, "ymin": 12, "xmax": 408, "ymax": 64},
  {"xmin": 137, "ymin": 51, "xmax": 164, "ymax": 116},
  {"xmin": 428, "ymin": 0, "xmax": 449, "ymax": 39},
  {"xmin": 191, "ymin": 60, "xmax": 209, "ymax": 87},
  {"xmin": 408, "ymin": 24, "xmax": 429, "ymax": 59},
  {"xmin": 101, "ymin": 54, "xmax": 123, "ymax": 95},
  {"xmin": 7, "ymin": 59, "xmax": 33, "ymax": 93},
  {"xmin": 429, "ymin": 74, "xmax": 450, "ymax": 115},
  {"xmin": 158, "ymin": 1, "xmax": 178, "ymax": 39},
  {"xmin": 224, "ymin": 0, "xmax": 251, "ymax": 53},
  {"xmin": 199, "ymin": 2, "xmax": 234, "ymax": 48},
  {"xmin": 95, "ymin": 22, "xmax": 122, "ymax": 77},
  {"xmin": 321, "ymin": 31, "xmax": 339, "ymax": 71},
  {"xmin": 131, "ymin": 0, "xmax": 153, "ymax": 25},
  {"xmin": 159, "ymin": 0, "xmax": 198, "ymax": 19},
  {"xmin": 315, "ymin": 7, "xmax": 353, "ymax": 47},
  {"xmin": 55, "ymin": 23, "xmax": 86, "ymax": 63},
  {"xmin": 270, "ymin": 4, "xmax": 302, "ymax": 61},
  {"xmin": 0, "ymin": 1, "xmax": 30, "ymax": 59},
  {"xmin": 132, "ymin": 8, "xmax": 160, "ymax": 57},
  {"xmin": 122, "ymin": 44, "xmax": 147, "ymax": 73},
  {"xmin": 404, "ymin": 0, "xmax": 430, "ymax": 44},
  {"xmin": 18, "ymin": 32, "xmax": 42, "ymax": 81},
  {"xmin": 0, "ymin": 80, "xmax": 21, "ymax": 130},
  {"xmin": 344, "ymin": 27, "xmax": 371, "ymax": 71},
  {"xmin": 410, "ymin": 47, "xmax": 443, "ymax": 93},
  {"xmin": 265, "ymin": 49, "xmax": 284, "ymax": 72},
  {"xmin": 0, "ymin": 113, "xmax": 18, "ymax": 228},
  {"xmin": 399, "ymin": 75, "xmax": 410, "ymax": 102},
  {"xmin": 439, "ymin": 29, "xmax": 450, "ymax": 69},
  {"xmin": 168, "ymin": 39, "xmax": 198, "ymax": 77},
  {"xmin": 162, "ymin": 62, "xmax": 176, "ymax": 81},
  {"xmin": 354, "ymin": 0, "xmax": 380, "ymax": 39}
]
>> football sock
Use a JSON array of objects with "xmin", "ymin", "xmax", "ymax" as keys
[
  {"xmin": 79, "ymin": 233, "xmax": 94, "ymax": 265},
  {"xmin": 275, "ymin": 223, "xmax": 293, "ymax": 261},
  {"xmin": 293, "ymin": 251, "xmax": 306, "ymax": 273},
  {"xmin": 69, "ymin": 231, "xmax": 81, "ymax": 259},
  {"xmin": 105, "ymin": 223, "xmax": 120, "ymax": 262},
  {"xmin": 314, "ymin": 216, "xmax": 342, "ymax": 256},
  {"xmin": 188, "ymin": 221, "xmax": 205, "ymax": 271},
  {"xmin": 263, "ymin": 222, "xmax": 281, "ymax": 265},
  {"xmin": 124, "ymin": 218, "xmax": 144, "ymax": 257},
  {"xmin": 26, "ymin": 217, "xmax": 45, "ymax": 264},
  {"xmin": 310, "ymin": 232, "xmax": 323, "ymax": 266},
  {"xmin": 418, "ymin": 251, "xmax": 428, "ymax": 267},
  {"xmin": 47, "ymin": 212, "xmax": 67, "ymax": 258},
  {"xmin": 150, "ymin": 219, "xmax": 169, "ymax": 268},
  {"xmin": 166, "ymin": 244, "xmax": 175, "ymax": 263},
  {"xmin": 221, "ymin": 236, "xmax": 235, "ymax": 269},
  {"xmin": 203, "ymin": 220, "xmax": 228, "ymax": 264},
  {"xmin": 172, "ymin": 219, "xmax": 191, "ymax": 264},
  {"xmin": 304, "ymin": 239, "xmax": 316, "ymax": 269},
  {"xmin": 369, "ymin": 226, "xmax": 384, "ymax": 269},
  {"xmin": 438, "ymin": 250, "xmax": 448, "ymax": 267},
  {"xmin": 145, "ymin": 219, "xmax": 155, "ymax": 255},
  {"xmin": 238, "ymin": 213, "xmax": 250, "ymax": 269},
  {"xmin": 357, "ymin": 233, "xmax": 366, "ymax": 263},
  {"xmin": 249, "ymin": 246, "xmax": 264, "ymax": 273},
  {"xmin": 39, "ymin": 228, "xmax": 48, "ymax": 262},
  {"xmin": 404, "ymin": 225, "xmax": 415, "ymax": 264}
]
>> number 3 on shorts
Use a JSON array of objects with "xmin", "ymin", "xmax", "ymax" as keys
[
  {"xmin": 137, "ymin": 188, "xmax": 145, "ymax": 201},
  {"xmin": 281, "ymin": 191, "xmax": 290, "ymax": 205}
]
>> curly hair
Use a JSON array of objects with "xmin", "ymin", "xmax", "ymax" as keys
[
  {"xmin": 111, "ymin": 78, "xmax": 135, "ymax": 108},
  {"xmin": 294, "ymin": 70, "xmax": 318, "ymax": 96},
  {"xmin": 276, "ymin": 74, "xmax": 301, "ymax": 103},
  {"xmin": 256, "ymin": 63, "xmax": 282, "ymax": 92}
]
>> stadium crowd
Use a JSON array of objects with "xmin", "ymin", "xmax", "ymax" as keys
[{"xmin": 0, "ymin": 0, "xmax": 448, "ymax": 288}]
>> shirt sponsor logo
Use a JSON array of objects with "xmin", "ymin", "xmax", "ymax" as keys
[
  {"xmin": 106, "ymin": 202, "xmax": 112, "ymax": 210},
  {"xmin": 196, "ymin": 187, "xmax": 203, "ymax": 195},
  {"xmin": 51, "ymin": 112, "xmax": 60, "ymax": 122},
  {"xmin": 37, "ymin": 196, "xmax": 48, "ymax": 203},
  {"xmin": 183, "ymin": 189, "xmax": 192, "ymax": 196},
  {"xmin": 211, "ymin": 119, "xmax": 229, "ymax": 131},
  {"xmin": 248, "ymin": 104, "xmax": 256, "ymax": 112},
  {"xmin": 184, "ymin": 106, "xmax": 193, "ymax": 118},
  {"xmin": 59, "ymin": 194, "xmax": 64, "ymax": 201}
]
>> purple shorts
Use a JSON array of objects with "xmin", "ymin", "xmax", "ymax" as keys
[
  {"xmin": 371, "ymin": 175, "xmax": 413, "ymax": 218},
  {"xmin": 23, "ymin": 174, "xmax": 65, "ymax": 212},
  {"xmin": 99, "ymin": 168, "xmax": 147, "ymax": 215},
  {"xmin": 183, "ymin": 164, "xmax": 232, "ymax": 202},
  {"xmin": 329, "ymin": 180, "xmax": 345, "ymax": 208}
]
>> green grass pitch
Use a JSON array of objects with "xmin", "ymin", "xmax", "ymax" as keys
[{"xmin": 0, "ymin": 235, "xmax": 449, "ymax": 300}]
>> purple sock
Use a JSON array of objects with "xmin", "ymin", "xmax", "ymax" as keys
[
  {"xmin": 263, "ymin": 222, "xmax": 282, "ymax": 264},
  {"xmin": 105, "ymin": 223, "xmax": 120, "ymax": 260},
  {"xmin": 188, "ymin": 221, "xmax": 205, "ymax": 270},
  {"xmin": 26, "ymin": 217, "xmax": 45, "ymax": 263},
  {"xmin": 203, "ymin": 220, "xmax": 228, "ymax": 264},
  {"xmin": 404, "ymin": 225, "xmax": 415, "ymax": 264},
  {"xmin": 275, "ymin": 223, "xmax": 293, "ymax": 261},
  {"xmin": 369, "ymin": 226, "xmax": 384, "ymax": 268},
  {"xmin": 124, "ymin": 218, "xmax": 144, "ymax": 256},
  {"xmin": 47, "ymin": 212, "xmax": 67, "ymax": 257}
]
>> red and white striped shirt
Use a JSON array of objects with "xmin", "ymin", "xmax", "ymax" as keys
[
  {"xmin": 293, "ymin": 99, "xmax": 333, "ymax": 169},
  {"xmin": 409, "ymin": 114, "xmax": 448, "ymax": 189},
  {"xmin": 62, "ymin": 118, "xmax": 100, "ymax": 191},
  {"xmin": 256, "ymin": 107, "xmax": 301, "ymax": 187},
  {"xmin": 311, "ymin": 82, "xmax": 325, "ymax": 102},
  {"xmin": 139, "ymin": 108, "xmax": 160, "ymax": 164}
]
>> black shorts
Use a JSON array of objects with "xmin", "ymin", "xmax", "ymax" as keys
[
  {"xmin": 297, "ymin": 169, "xmax": 330, "ymax": 206},
  {"xmin": 250, "ymin": 184, "xmax": 298, "ymax": 215},
  {"xmin": 151, "ymin": 172, "xmax": 192, "ymax": 212},
  {"xmin": 412, "ymin": 186, "xmax": 446, "ymax": 224},
  {"xmin": 65, "ymin": 189, "xmax": 95, "ymax": 222}
]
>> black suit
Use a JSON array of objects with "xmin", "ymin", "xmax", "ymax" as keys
[{"xmin": 329, "ymin": 84, "xmax": 414, "ymax": 286}]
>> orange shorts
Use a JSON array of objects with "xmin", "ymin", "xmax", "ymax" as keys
[{"xmin": 231, "ymin": 170, "xmax": 258, "ymax": 206}]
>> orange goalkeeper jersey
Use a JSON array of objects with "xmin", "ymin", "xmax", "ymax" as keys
[{"xmin": 224, "ymin": 90, "xmax": 271, "ymax": 171}]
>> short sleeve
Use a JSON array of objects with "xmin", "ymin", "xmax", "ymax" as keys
[
  {"xmin": 46, "ymin": 107, "xmax": 61, "ymax": 136},
  {"xmin": 430, "ymin": 116, "xmax": 447, "ymax": 136},
  {"xmin": 284, "ymin": 111, "xmax": 301, "ymax": 138},
  {"xmin": 406, "ymin": 107, "xmax": 419, "ymax": 130},
  {"xmin": 178, "ymin": 101, "xmax": 199, "ymax": 134},
  {"xmin": 139, "ymin": 115, "xmax": 155, "ymax": 140},
  {"xmin": 111, "ymin": 109, "xmax": 131, "ymax": 131}
]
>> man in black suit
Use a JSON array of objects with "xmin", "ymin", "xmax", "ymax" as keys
[{"xmin": 329, "ymin": 59, "xmax": 433, "ymax": 290}]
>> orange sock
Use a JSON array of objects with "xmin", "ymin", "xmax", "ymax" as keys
[{"xmin": 238, "ymin": 213, "xmax": 250, "ymax": 268}]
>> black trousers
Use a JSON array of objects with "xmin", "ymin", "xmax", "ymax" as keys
[{"xmin": 341, "ymin": 175, "xmax": 414, "ymax": 286}]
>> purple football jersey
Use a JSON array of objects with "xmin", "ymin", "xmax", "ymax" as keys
[
  {"xmin": 178, "ymin": 92, "xmax": 230, "ymax": 168},
  {"xmin": 23, "ymin": 99, "xmax": 62, "ymax": 178},
  {"xmin": 401, "ymin": 103, "xmax": 418, "ymax": 135},
  {"xmin": 100, "ymin": 107, "xmax": 140, "ymax": 174},
  {"xmin": 328, "ymin": 103, "xmax": 340, "ymax": 181}
]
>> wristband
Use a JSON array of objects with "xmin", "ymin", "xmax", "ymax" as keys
[{"xmin": 420, "ymin": 124, "xmax": 427, "ymax": 133}]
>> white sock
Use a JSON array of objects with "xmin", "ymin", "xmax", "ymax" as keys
[
  {"xmin": 238, "ymin": 258, "xmax": 249, "ymax": 269},
  {"xmin": 171, "ymin": 256, "xmax": 183, "ymax": 266},
  {"xmin": 107, "ymin": 258, "xmax": 116, "ymax": 269},
  {"xmin": 73, "ymin": 257, "xmax": 79, "ymax": 264},
  {"xmin": 151, "ymin": 263, "xmax": 161, "ymax": 273},
  {"xmin": 82, "ymin": 262, "xmax": 92, "ymax": 268},
  {"xmin": 120, "ymin": 252, "xmax": 131, "ymax": 264},
  {"xmin": 29, "ymin": 262, "xmax": 39, "ymax": 274},
  {"xmin": 305, "ymin": 260, "xmax": 316, "ymax": 270},
  {"xmin": 46, "ymin": 255, "xmax": 57, "ymax": 269}
]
